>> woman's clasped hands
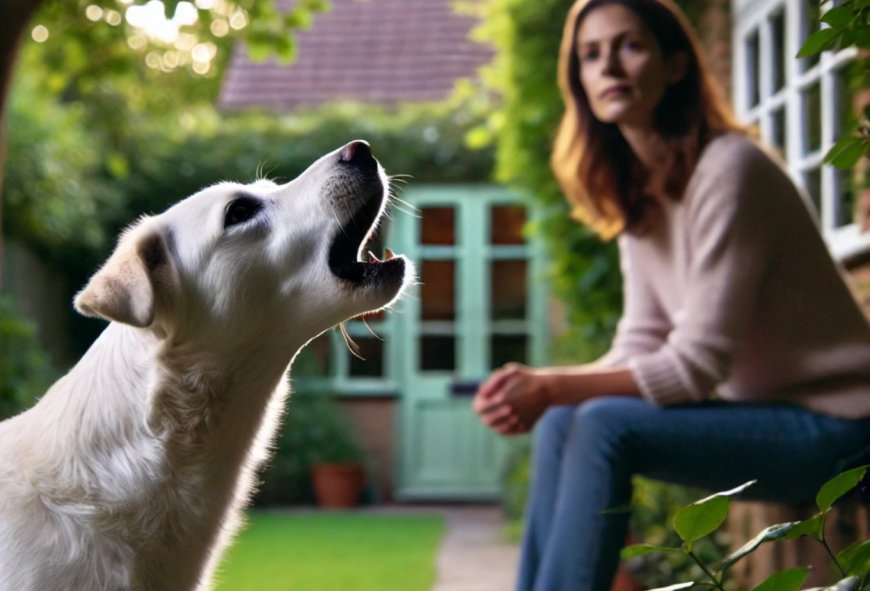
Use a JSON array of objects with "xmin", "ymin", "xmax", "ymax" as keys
[{"xmin": 473, "ymin": 363, "xmax": 553, "ymax": 435}]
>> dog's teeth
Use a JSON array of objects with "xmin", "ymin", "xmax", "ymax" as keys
[
  {"xmin": 384, "ymin": 248, "xmax": 395, "ymax": 261},
  {"xmin": 368, "ymin": 250, "xmax": 381, "ymax": 263}
]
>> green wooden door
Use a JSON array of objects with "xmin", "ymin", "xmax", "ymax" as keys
[{"xmin": 391, "ymin": 186, "xmax": 548, "ymax": 500}]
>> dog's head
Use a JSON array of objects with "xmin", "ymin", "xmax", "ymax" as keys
[{"xmin": 74, "ymin": 141, "xmax": 411, "ymax": 348}]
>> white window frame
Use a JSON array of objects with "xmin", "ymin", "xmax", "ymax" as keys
[{"xmin": 731, "ymin": 0, "xmax": 868, "ymax": 262}]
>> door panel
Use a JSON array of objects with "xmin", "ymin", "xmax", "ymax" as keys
[{"xmin": 392, "ymin": 186, "xmax": 546, "ymax": 500}]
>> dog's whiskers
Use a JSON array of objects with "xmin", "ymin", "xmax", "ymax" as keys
[
  {"xmin": 338, "ymin": 322, "xmax": 364, "ymax": 360},
  {"xmin": 360, "ymin": 316, "xmax": 383, "ymax": 341}
]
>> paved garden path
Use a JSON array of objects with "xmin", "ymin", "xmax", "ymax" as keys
[
  {"xmin": 362, "ymin": 503, "xmax": 519, "ymax": 591},
  {"xmin": 430, "ymin": 505, "xmax": 519, "ymax": 591}
]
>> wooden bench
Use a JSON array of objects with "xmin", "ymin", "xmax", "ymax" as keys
[{"xmin": 728, "ymin": 499, "xmax": 869, "ymax": 587}]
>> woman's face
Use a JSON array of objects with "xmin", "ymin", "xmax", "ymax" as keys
[{"xmin": 576, "ymin": 4, "xmax": 682, "ymax": 131}]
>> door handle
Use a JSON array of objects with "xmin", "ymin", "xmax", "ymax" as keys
[{"xmin": 450, "ymin": 380, "xmax": 481, "ymax": 397}]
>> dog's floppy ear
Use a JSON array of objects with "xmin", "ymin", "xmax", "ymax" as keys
[{"xmin": 74, "ymin": 223, "xmax": 172, "ymax": 328}]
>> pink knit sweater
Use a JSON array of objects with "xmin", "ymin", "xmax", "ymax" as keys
[{"xmin": 606, "ymin": 133, "xmax": 870, "ymax": 419}]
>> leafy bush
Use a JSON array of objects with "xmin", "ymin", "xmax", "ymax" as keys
[
  {"xmin": 501, "ymin": 438, "xmax": 532, "ymax": 522},
  {"xmin": 0, "ymin": 297, "xmax": 53, "ymax": 420},
  {"xmin": 3, "ymin": 75, "xmax": 494, "ymax": 362},
  {"xmin": 624, "ymin": 466, "xmax": 870, "ymax": 591},
  {"xmin": 629, "ymin": 478, "xmax": 733, "ymax": 588},
  {"xmin": 3, "ymin": 75, "xmax": 119, "ymax": 269},
  {"xmin": 254, "ymin": 392, "xmax": 366, "ymax": 506}
]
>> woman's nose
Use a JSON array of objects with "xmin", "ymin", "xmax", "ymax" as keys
[{"xmin": 602, "ymin": 48, "xmax": 622, "ymax": 76}]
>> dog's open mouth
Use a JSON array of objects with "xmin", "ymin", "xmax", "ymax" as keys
[{"xmin": 328, "ymin": 192, "xmax": 406, "ymax": 289}]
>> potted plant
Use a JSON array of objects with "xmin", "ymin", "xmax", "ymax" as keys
[{"xmin": 306, "ymin": 395, "xmax": 368, "ymax": 509}]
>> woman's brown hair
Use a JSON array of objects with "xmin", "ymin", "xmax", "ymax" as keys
[{"xmin": 551, "ymin": 0, "xmax": 744, "ymax": 239}]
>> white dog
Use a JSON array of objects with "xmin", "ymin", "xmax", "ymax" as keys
[{"xmin": 0, "ymin": 141, "xmax": 411, "ymax": 591}]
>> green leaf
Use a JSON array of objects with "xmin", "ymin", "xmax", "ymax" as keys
[
  {"xmin": 273, "ymin": 35, "xmax": 297, "ymax": 62},
  {"xmin": 816, "ymin": 466, "xmax": 867, "ymax": 511},
  {"xmin": 285, "ymin": 10, "xmax": 314, "ymax": 29},
  {"xmin": 621, "ymin": 543, "xmax": 682, "ymax": 559},
  {"xmin": 781, "ymin": 514, "xmax": 825, "ymax": 541},
  {"xmin": 750, "ymin": 567, "xmax": 808, "ymax": 591},
  {"xmin": 673, "ymin": 481, "xmax": 755, "ymax": 548},
  {"xmin": 300, "ymin": 0, "xmax": 331, "ymax": 12},
  {"xmin": 824, "ymin": 136, "xmax": 867, "ymax": 169},
  {"xmin": 674, "ymin": 496, "xmax": 728, "ymax": 548},
  {"xmin": 798, "ymin": 28, "xmax": 840, "ymax": 57},
  {"xmin": 720, "ymin": 521, "xmax": 802, "ymax": 568},
  {"xmin": 837, "ymin": 539, "xmax": 870, "ymax": 576},
  {"xmin": 821, "ymin": 6, "xmax": 855, "ymax": 30},
  {"xmin": 246, "ymin": 40, "xmax": 272, "ymax": 61}
]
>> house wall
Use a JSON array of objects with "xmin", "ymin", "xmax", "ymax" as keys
[
  {"xmin": 695, "ymin": 0, "xmax": 733, "ymax": 97},
  {"xmin": 337, "ymin": 397, "xmax": 397, "ymax": 501}
]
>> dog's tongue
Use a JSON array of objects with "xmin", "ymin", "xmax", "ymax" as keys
[{"xmin": 367, "ymin": 248, "xmax": 396, "ymax": 263}]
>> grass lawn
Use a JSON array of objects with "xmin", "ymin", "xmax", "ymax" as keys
[{"xmin": 213, "ymin": 511, "xmax": 445, "ymax": 591}]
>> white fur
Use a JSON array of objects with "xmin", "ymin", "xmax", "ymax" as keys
[{"xmin": 0, "ymin": 143, "xmax": 411, "ymax": 590}]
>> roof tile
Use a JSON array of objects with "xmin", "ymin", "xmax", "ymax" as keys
[{"xmin": 218, "ymin": 0, "xmax": 492, "ymax": 110}]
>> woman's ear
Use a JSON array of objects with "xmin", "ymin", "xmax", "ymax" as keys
[{"xmin": 667, "ymin": 50, "xmax": 689, "ymax": 85}]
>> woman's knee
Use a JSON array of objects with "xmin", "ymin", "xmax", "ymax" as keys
[
  {"xmin": 533, "ymin": 406, "xmax": 576, "ymax": 455},
  {"xmin": 571, "ymin": 396, "xmax": 651, "ymax": 442}
]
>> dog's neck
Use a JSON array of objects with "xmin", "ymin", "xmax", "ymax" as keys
[{"xmin": 34, "ymin": 321, "xmax": 305, "ymax": 581}]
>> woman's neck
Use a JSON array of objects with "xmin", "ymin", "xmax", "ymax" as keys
[{"xmin": 619, "ymin": 125, "xmax": 674, "ymax": 199}]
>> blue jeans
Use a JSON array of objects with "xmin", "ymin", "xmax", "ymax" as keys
[{"xmin": 517, "ymin": 397, "xmax": 870, "ymax": 591}]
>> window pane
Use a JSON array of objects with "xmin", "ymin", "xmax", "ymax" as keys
[
  {"xmin": 836, "ymin": 64, "xmax": 857, "ymax": 137},
  {"xmin": 770, "ymin": 10, "xmax": 786, "ymax": 93},
  {"xmin": 771, "ymin": 107, "xmax": 787, "ymax": 155},
  {"xmin": 804, "ymin": 167, "xmax": 822, "ymax": 216},
  {"xmin": 802, "ymin": 83, "xmax": 822, "ymax": 154},
  {"xmin": 421, "ymin": 260, "xmax": 455, "ymax": 321},
  {"xmin": 294, "ymin": 333, "xmax": 332, "ymax": 377},
  {"xmin": 745, "ymin": 30, "xmax": 760, "ymax": 108},
  {"xmin": 421, "ymin": 207, "xmax": 455, "ymax": 245},
  {"xmin": 348, "ymin": 337, "xmax": 384, "ymax": 378},
  {"xmin": 835, "ymin": 66, "xmax": 858, "ymax": 227},
  {"xmin": 839, "ymin": 167, "xmax": 855, "ymax": 227},
  {"xmin": 490, "ymin": 205, "xmax": 526, "ymax": 245},
  {"xmin": 491, "ymin": 260, "xmax": 527, "ymax": 321},
  {"xmin": 491, "ymin": 335, "xmax": 527, "ymax": 369},
  {"xmin": 421, "ymin": 336, "xmax": 455, "ymax": 371}
]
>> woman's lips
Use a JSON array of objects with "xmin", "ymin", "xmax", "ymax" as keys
[{"xmin": 600, "ymin": 85, "xmax": 630, "ymax": 99}]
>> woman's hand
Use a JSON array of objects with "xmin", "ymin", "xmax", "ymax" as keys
[{"xmin": 473, "ymin": 363, "xmax": 553, "ymax": 435}]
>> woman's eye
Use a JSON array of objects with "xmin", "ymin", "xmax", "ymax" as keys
[
  {"xmin": 224, "ymin": 197, "xmax": 262, "ymax": 228},
  {"xmin": 580, "ymin": 49, "xmax": 599, "ymax": 62}
]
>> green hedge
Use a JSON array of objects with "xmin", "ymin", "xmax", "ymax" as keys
[{"xmin": 2, "ymin": 83, "xmax": 494, "ymax": 359}]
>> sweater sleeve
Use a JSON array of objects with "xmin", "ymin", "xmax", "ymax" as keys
[
  {"xmin": 628, "ymin": 138, "xmax": 775, "ymax": 405},
  {"xmin": 599, "ymin": 236, "xmax": 671, "ymax": 366}
]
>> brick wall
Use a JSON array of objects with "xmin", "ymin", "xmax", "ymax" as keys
[{"xmin": 695, "ymin": 0, "xmax": 732, "ymax": 98}]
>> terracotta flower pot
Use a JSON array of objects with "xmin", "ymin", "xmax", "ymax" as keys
[
  {"xmin": 312, "ymin": 462, "xmax": 365, "ymax": 508},
  {"xmin": 611, "ymin": 568, "xmax": 644, "ymax": 591}
]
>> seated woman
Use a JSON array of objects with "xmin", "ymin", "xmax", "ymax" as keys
[{"xmin": 472, "ymin": 1, "xmax": 870, "ymax": 590}]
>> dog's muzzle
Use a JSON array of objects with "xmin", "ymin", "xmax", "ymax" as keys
[{"xmin": 327, "ymin": 141, "xmax": 407, "ymax": 291}]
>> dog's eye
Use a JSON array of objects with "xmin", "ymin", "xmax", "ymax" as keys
[{"xmin": 224, "ymin": 197, "xmax": 262, "ymax": 228}]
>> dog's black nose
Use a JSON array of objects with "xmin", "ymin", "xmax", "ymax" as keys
[{"xmin": 339, "ymin": 140, "xmax": 373, "ymax": 165}]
